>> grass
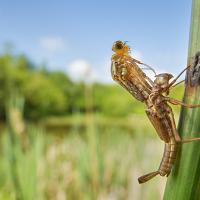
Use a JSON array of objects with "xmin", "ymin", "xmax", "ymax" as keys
[
  {"xmin": 0, "ymin": 90, "xmax": 182, "ymax": 199},
  {"xmin": 0, "ymin": 114, "xmax": 167, "ymax": 200}
]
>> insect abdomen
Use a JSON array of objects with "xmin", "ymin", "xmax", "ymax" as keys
[
  {"xmin": 159, "ymin": 137, "xmax": 177, "ymax": 176},
  {"xmin": 138, "ymin": 137, "xmax": 177, "ymax": 184},
  {"xmin": 145, "ymin": 110, "xmax": 171, "ymax": 142}
]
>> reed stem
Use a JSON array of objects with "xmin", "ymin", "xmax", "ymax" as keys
[{"xmin": 164, "ymin": 0, "xmax": 200, "ymax": 199}]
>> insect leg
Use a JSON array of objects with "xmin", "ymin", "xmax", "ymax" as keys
[
  {"xmin": 180, "ymin": 138, "xmax": 200, "ymax": 143},
  {"xmin": 145, "ymin": 76, "xmax": 155, "ymax": 86},
  {"xmin": 168, "ymin": 103, "xmax": 200, "ymax": 143},
  {"xmin": 167, "ymin": 97, "xmax": 200, "ymax": 108},
  {"xmin": 168, "ymin": 107, "xmax": 182, "ymax": 141},
  {"xmin": 131, "ymin": 56, "xmax": 157, "ymax": 76},
  {"xmin": 172, "ymin": 80, "xmax": 184, "ymax": 88},
  {"xmin": 168, "ymin": 65, "xmax": 191, "ymax": 88},
  {"xmin": 140, "ymin": 63, "xmax": 157, "ymax": 76}
]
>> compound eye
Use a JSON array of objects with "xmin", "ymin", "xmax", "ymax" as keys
[{"xmin": 115, "ymin": 41, "xmax": 124, "ymax": 50}]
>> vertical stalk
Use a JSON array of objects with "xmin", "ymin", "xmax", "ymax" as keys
[
  {"xmin": 6, "ymin": 103, "xmax": 23, "ymax": 200},
  {"xmin": 85, "ymin": 82, "xmax": 99, "ymax": 198},
  {"xmin": 164, "ymin": 0, "xmax": 200, "ymax": 199},
  {"xmin": 5, "ymin": 83, "xmax": 24, "ymax": 200}
]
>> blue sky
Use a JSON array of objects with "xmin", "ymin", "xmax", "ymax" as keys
[{"xmin": 0, "ymin": 0, "xmax": 192, "ymax": 82}]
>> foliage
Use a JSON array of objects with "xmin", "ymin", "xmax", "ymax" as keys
[
  {"xmin": 164, "ymin": 0, "xmax": 200, "ymax": 199},
  {"xmin": 0, "ymin": 121, "xmax": 165, "ymax": 200},
  {"xmin": 0, "ymin": 46, "xmax": 186, "ymax": 200},
  {"xmin": 0, "ymin": 51, "xmax": 184, "ymax": 121}
]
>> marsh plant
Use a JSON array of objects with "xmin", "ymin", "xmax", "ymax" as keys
[{"xmin": 0, "ymin": 114, "xmax": 166, "ymax": 200}]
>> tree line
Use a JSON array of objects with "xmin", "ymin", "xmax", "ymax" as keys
[{"xmin": 0, "ymin": 51, "xmax": 183, "ymax": 121}]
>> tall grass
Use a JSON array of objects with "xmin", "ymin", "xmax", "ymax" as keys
[
  {"xmin": 0, "ymin": 113, "xmax": 167, "ymax": 200},
  {"xmin": 0, "ymin": 86, "xmax": 167, "ymax": 200}
]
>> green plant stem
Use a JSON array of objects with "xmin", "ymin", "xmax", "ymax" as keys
[{"xmin": 164, "ymin": 0, "xmax": 200, "ymax": 199}]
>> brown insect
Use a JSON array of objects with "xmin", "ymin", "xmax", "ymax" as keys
[{"xmin": 111, "ymin": 40, "xmax": 200, "ymax": 184}]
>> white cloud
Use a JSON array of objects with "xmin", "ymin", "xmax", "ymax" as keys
[
  {"xmin": 95, "ymin": 59, "xmax": 113, "ymax": 83},
  {"xmin": 39, "ymin": 36, "xmax": 65, "ymax": 53},
  {"xmin": 66, "ymin": 54, "xmax": 167, "ymax": 84},
  {"xmin": 67, "ymin": 60, "xmax": 97, "ymax": 82}
]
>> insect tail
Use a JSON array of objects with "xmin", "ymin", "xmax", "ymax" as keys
[{"xmin": 138, "ymin": 171, "xmax": 160, "ymax": 184}]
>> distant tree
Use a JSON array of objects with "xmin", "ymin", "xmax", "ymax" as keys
[
  {"xmin": 0, "ymin": 49, "xmax": 184, "ymax": 121},
  {"xmin": 93, "ymin": 83, "xmax": 144, "ymax": 116}
]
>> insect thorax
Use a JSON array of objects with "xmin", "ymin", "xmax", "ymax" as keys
[{"xmin": 111, "ymin": 54, "xmax": 150, "ymax": 101}]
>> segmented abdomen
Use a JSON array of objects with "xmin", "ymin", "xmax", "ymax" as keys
[
  {"xmin": 159, "ymin": 137, "xmax": 177, "ymax": 176},
  {"xmin": 146, "ymin": 106, "xmax": 177, "ymax": 176}
]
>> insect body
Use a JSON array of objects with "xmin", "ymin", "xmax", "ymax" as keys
[
  {"xmin": 111, "ymin": 40, "xmax": 200, "ymax": 184},
  {"xmin": 139, "ymin": 74, "xmax": 178, "ymax": 183},
  {"xmin": 111, "ymin": 41, "xmax": 153, "ymax": 102}
]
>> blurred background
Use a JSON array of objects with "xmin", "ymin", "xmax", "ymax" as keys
[{"xmin": 0, "ymin": 0, "xmax": 191, "ymax": 199}]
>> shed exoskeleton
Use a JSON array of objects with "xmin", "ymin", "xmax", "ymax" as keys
[{"xmin": 111, "ymin": 40, "xmax": 200, "ymax": 184}]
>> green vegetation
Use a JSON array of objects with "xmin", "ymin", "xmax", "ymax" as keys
[
  {"xmin": 0, "ymin": 51, "xmax": 183, "ymax": 121},
  {"xmin": 164, "ymin": 0, "xmax": 200, "ymax": 199},
  {"xmin": 1, "ymin": 120, "xmax": 167, "ymax": 200},
  {"xmin": 0, "ymin": 49, "xmax": 185, "ymax": 199}
]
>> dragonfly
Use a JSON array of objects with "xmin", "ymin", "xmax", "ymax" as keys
[{"xmin": 111, "ymin": 40, "xmax": 200, "ymax": 183}]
